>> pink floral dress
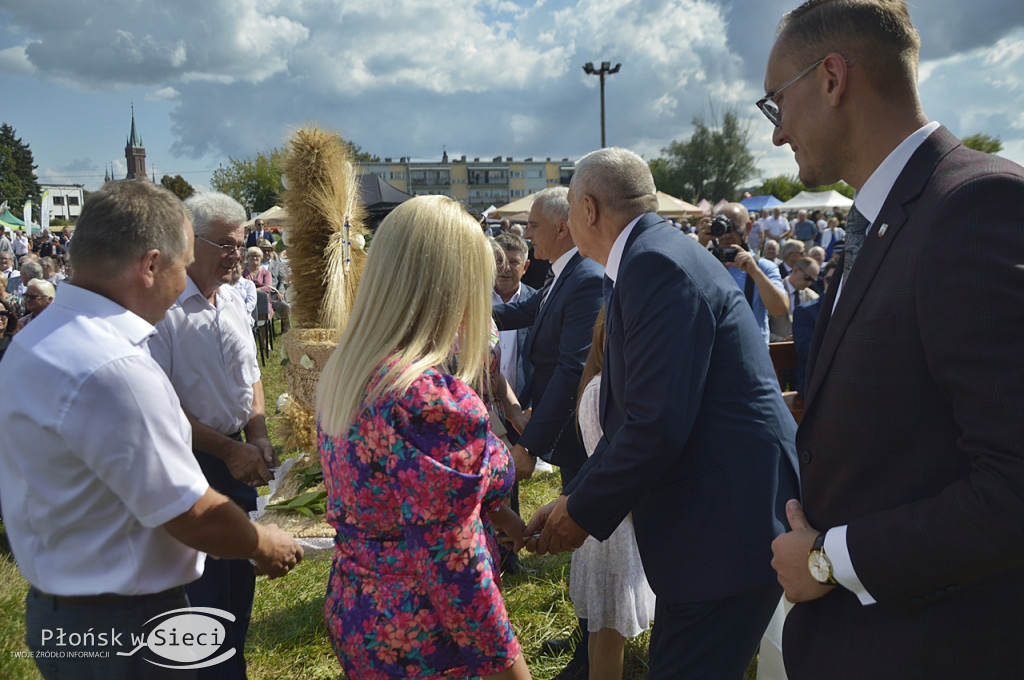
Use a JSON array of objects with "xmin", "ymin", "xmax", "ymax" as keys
[{"xmin": 318, "ymin": 363, "xmax": 519, "ymax": 679}]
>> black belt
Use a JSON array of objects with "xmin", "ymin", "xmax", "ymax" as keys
[{"xmin": 33, "ymin": 585, "xmax": 186, "ymax": 607}]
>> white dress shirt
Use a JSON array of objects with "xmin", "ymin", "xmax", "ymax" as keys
[
  {"xmin": 827, "ymin": 120, "xmax": 941, "ymax": 606},
  {"xmin": 492, "ymin": 285, "xmax": 523, "ymax": 392},
  {"xmin": 149, "ymin": 276, "xmax": 260, "ymax": 435},
  {"xmin": 234, "ymin": 276, "xmax": 258, "ymax": 316},
  {"xmin": 0, "ymin": 283, "xmax": 208, "ymax": 595}
]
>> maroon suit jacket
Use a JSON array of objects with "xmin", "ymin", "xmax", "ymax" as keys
[{"xmin": 784, "ymin": 126, "xmax": 1024, "ymax": 679}]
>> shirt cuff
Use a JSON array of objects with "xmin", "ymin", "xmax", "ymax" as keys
[{"xmin": 825, "ymin": 525, "xmax": 877, "ymax": 605}]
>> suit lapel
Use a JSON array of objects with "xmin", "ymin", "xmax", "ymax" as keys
[{"xmin": 804, "ymin": 127, "xmax": 959, "ymax": 408}]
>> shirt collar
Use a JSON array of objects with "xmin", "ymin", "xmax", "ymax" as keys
[
  {"xmin": 53, "ymin": 283, "xmax": 156, "ymax": 345},
  {"xmin": 491, "ymin": 283, "xmax": 522, "ymax": 304},
  {"xmin": 605, "ymin": 214, "xmax": 644, "ymax": 283},
  {"xmin": 549, "ymin": 246, "xmax": 579, "ymax": 283},
  {"xmin": 855, "ymin": 121, "xmax": 940, "ymax": 223}
]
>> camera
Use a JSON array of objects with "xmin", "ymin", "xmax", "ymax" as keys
[
  {"xmin": 709, "ymin": 244, "xmax": 740, "ymax": 263},
  {"xmin": 708, "ymin": 214, "xmax": 734, "ymax": 238}
]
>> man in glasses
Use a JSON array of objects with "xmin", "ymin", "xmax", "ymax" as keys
[
  {"xmin": 697, "ymin": 201, "xmax": 789, "ymax": 345},
  {"xmin": 763, "ymin": 1, "xmax": 1024, "ymax": 678},
  {"xmin": 769, "ymin": 256, "xmax": 819, "ymax": 342},
  {"xmin": 149, "ymin": 191, "xmax": 277, "ymax": 680},
  {"xmin": 245, "ymin": 218, "xmax": 274, "ymax": 248}
]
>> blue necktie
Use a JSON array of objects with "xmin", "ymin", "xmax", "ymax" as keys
[{"xmin": 843, "ymin": 204, "xmax": 869, "ymax": 279}]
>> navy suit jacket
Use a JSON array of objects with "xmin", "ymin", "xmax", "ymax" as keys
[
  {"xmin": 565, "ymin": 212, "xmax": 799, "ymax": 603},
  {"xmin": 493, "ymin": 252, "xmax": 603, "ymax": 474},
  {"xmin": 791, "ymin": 297, "xmax": 821, "ymax": 397},
  {"xmin": 784, "ymin": 127, "xmax": 1024, "ymax": 679},
  {"xmin": 246, "ymin": 230, "xmax": 274, "ymax": 247}
]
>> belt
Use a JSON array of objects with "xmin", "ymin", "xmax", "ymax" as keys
[{"xmin": 33, "ymin": 585, "xmax": 186, "ymax": 607}]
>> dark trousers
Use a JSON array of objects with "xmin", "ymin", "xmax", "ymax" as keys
[
  {"xmin": 190, "ymin": 448, "xmax": 257, "ymax": 680},
  {"xmin": 25, "ymin": 587, "xmax": 196, "ymax": 680},
  {"xmin": 648, "ymin": 581, "xmax": 781, "ymax": 680}
]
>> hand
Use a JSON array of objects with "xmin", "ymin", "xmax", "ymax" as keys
[
  {"xmin": 523, "ymin": 500, "xmax": 556, "ymax": 553},
  {"xmin": 726, "ymin": 249, "xmax": 758, "ymax": 276},
  {"xmin": 248, "ymin": 435, "xmax": 279, "ymax": 468},
  {"xmin": 511, "ymin": 444, "xmax": 536, "ymax": 481},
  {"xmin": 226, "ymin": 442, "xmax": 272, "ymax": 487},
  {"xmin": 493, "ymin": 507, "xmax": 528, "ymax": 553},
  {"xmin": 251, "ymin": 523, "xmax": 303, "ymax": 579},
  {"xmin": 533, "ymin": 495, "xmax": 588, "ymax": 555},
  {"xmin": 771, "ymin": 499, "xmax": 835, "ymax": 603}
]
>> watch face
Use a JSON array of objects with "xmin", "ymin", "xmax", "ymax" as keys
[{"xmin": 808, "ymin": 551, "xmax": 832, "ymax": 584}]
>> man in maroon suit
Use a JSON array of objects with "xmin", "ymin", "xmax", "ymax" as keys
[{"xmin": 763, "ymin": 1, "xmax": 1024, "ymax": 678}]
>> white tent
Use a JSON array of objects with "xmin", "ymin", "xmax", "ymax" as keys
[{"xmin": 776, "ymin": 190, "xmax": 853, "ymax": 212}]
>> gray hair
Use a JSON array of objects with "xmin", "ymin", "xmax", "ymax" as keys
[
  {"xmin": 20, "ymin": 260, "xmax": 43, "ymax": 282},
  {"xmin": 534, "ymin": 187, "xmax": 570, "ymax": 224},
  {"xmin": 184, "ymin": 191, "xmax": 247, "ymax": 238},
  {"xmin": 494, "ymin": 232, "xmax": 529, "ymax": 260},
  {"xmin": 509, "ymin": 223, "xmax": 525, "ymax": 237},
  {"xmin": 69, "ymin": 179, "xmax": 189, "ymax": 273},
  {"xmin": 572, "ymin": 147, "xmax": 658, "ymax": 218},
  {"xmin": 780, "ymin": 239, "xmax": 806, "ymax": 259},
  {"xmin": 26, "ymin": 278, "xmax": 55, "ymax": 299}
]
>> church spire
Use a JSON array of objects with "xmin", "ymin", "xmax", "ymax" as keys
[{"xmin": 125, "ymin": 104, "xmax": 147, "ymax": 180}]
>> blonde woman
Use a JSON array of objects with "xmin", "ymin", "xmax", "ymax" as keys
[{"xmin": 317, "ymin": 196, "xmax": 531, "ymax": 680}]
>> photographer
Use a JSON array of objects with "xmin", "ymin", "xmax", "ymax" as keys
[{"xmin": 698, "ymin": 202, "xmax": 788, "ymax": 344}]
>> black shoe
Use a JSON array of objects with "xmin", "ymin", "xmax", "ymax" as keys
[
  {"xmin": 539, "ymin": 637, "xmax": 576, "ymax": 656},
  {"xmin": 552, "ymin": 657, "xmax": 589, "ymax": 680}
]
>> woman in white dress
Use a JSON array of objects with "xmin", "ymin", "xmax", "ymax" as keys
[{"xmin": 569, "ymin": 308, "xmax": 656, "ymax": 680}]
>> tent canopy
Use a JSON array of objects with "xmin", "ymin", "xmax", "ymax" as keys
[
  {"xmin": 0, "ymin": 209, "xmax": 25, "ymax": 227},
  {"xmin": 741, "ymin": 195, "xmax": 782, "ymax": 212},
  {"xmin": 359, "ymin": 173, "xmax": 414, "ymax": 213},
  {"xmin": 655, "ymin": 191, "xmax": 703, "ymax": 217},
  {"xmin": 245, "ymin": 205, "xmax": 288, "ymax": 227},
  {"xmin": 776, "ymin": 190, "xmax": 853, "ymax": 212},
  {"xmin": 493, "ymin": 192, "xmax": 540, "ymax": 218}
]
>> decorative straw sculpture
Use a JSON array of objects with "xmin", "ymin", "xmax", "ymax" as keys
[{"xmin": 277, "ymin": 126, "xmax": 368, "ymax": 450}]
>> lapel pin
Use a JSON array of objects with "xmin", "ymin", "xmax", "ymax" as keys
[{"xmin": 877, "ymin": 223, "xmax": 888, "ymax": 237}]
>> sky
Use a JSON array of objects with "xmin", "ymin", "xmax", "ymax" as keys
[{"xmin": 2, "ymin": 0, "xmax": 1023, "ymax": 199}]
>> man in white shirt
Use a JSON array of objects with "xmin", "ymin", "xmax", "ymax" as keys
[
  {"xmin": 491, "ymin": 232, "xmax": 535, "ymax": 395},
  {"xmin": 761, "ymin": 207, "xmax": 792, "ymax": 242},
  {"xmin": 0, "ymin": 179, "xmax": 301, "ymax": 680},
  {"xmin": 149, "ymin": 191, "xmax": 279, "ymax": 680},
  {"xmin": 11, "ymin": 229, "xmax": 28, "ymax": 257}
]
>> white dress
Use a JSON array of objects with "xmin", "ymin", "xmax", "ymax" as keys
[{"xmin": 569, "ymin": 375, "xmax": 656, "ymax": 637}]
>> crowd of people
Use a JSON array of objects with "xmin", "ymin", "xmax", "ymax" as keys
[{"xmin": 2, "ymin": 1, "xmax": 1024, "ymax": 680}]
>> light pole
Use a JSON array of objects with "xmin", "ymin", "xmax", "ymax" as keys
[{"xmin": 583, "ymin": 61, "xmax": 621, "ymax": 148}]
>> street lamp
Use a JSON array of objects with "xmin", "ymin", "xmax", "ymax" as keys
[{"xmin": 582, "ymin": 61, "xmax": 621, "ymax": 148}]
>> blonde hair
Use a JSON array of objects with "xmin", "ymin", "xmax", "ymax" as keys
[{"xmin": 317, "ymin": 195, "xmax": 495, "ymax": 437}]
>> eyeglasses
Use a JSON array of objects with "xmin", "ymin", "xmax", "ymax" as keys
[
  {"xmin": 756, "ymin": 57, "xmax": 825, "ymax": 127},
  {"xmin": 23, "ymin": 293, "xmax": 49, "ymax": 301},
  {"xmin": 196, "ymin": 235, "xmax": 244, "ymax": 256}
]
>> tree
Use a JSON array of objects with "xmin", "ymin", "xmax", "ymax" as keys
[
  {"xmin": 346, "ymin": 142, "xmax": 380, "ymax": 163},
  {"xmin": 962, "ymin": 133, "xmax": 1002, "ymax": 154},
  {"xmin": 210, "ymin": 148, "xmax": 286, "ymax": 214},
  {"xmin": 652, "ymin": 105, "xmax": 758, "ymax": 203},
  {"xmin": 0, "ymin": 123, "xmax": 41, "ymax": 215},
  {"xmin": 752, "ymin": 175, "xmax": 855, "ymax": 202},
  {"xmin": 160, "ymin": 174, "xmax": 195, "ymax": 201}
]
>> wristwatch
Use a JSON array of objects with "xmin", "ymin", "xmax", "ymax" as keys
[{"xmin": 807, "ymin": 532, "xmax": 837, "ymax": 585}]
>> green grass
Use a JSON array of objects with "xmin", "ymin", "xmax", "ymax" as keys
[{"xmin": 0, "ymin": 345, "xmax": 755, "ymax": 679}]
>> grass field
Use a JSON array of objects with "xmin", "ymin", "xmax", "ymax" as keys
[{"xmin": 0, "ymin": 342, "xmax": 757, "ymax": 679}]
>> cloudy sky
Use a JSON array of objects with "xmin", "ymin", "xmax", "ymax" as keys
[{"xmin": 2, "ymin": 0, "xmax": 1023, "ymax": 198}]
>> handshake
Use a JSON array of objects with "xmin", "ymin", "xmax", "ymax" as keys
[{"xmin": 495, "ymin": 495, "xmax": 589, "ymax": 556}]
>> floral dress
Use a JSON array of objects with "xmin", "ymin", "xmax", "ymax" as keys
[{"xmin": 319, "ymin": 364, "xmax": 519, "ymax": 679}]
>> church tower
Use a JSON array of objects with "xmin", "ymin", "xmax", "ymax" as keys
[{"xmin": 125, "ymin": 105, "xmax": 147, "ymax": 180}]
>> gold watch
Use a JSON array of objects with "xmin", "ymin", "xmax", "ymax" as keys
[{"xmin": 807, "ymin": 532, "xmax": 837, "ymax": 585}]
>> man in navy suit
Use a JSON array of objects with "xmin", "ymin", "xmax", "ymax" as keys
[
  {"xmin": 765, "ymin": 2, "xmax": 1024, "ymax": 678},
  {"xmin": 527, "ymin": 147, "xmax": 800, "ymax": 679},
  {"xmin": 245, "ymin": 219, "xmax": 274, "ymax": 248},
  {"xmin": 492, "ymin": 187, "xmax": 603, "ymax": 488},
  {"xmin": 493, "ymin": 187, "xmax": 603, "ymax": 680}
]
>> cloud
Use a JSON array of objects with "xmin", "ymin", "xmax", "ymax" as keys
[
  {"xmin": 147, "ymin": 86, "xmax": 181, "ymax": 101},
  {"xmin": 39, "ymin": 157, "xmax": 100, "ymax": 185},
  {"xmin": 0, "ymin": 44, "xmax": 36, "ymax": 76}
]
